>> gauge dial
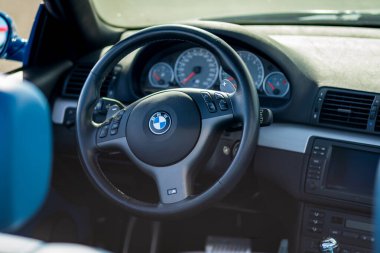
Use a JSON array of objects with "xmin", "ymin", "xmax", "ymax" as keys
[
  {"xmin": 219, "ymin": 68, "xmax": 238, "ymax": 87},
  {"xmin": 148, "ymin": 62, "xmax": 174, "ymax": 88},
  {"xmin": 237, "ymin": 51, "xmax": 264, "ymax": 88},
  {"xmin": 219, "ymin": 68, "xmax": 237, "ymax": 94},
  {"xmin": 263, "ymin": 72, "xmax": 290, "ymax": 97},
  {"xmin": 220, "ymin": 79, "xmax": 237, "ymax": 94},
  {"xmin": 174, "ymin": 47, "xmax": 219, "ymax": 89}
]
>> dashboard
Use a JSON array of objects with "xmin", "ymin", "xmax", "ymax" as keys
[
  {"xmin": 132, "ymin": 42, "xmax": 290, "ymax": 106},
  {"xmin": 48, "ymin": 22, "xmax": 380, "ymax": 253}
]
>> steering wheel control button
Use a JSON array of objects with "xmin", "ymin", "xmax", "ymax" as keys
[
  {"xmin": 149, "ymin": 111, "xmax": 172, "ymax": 135},
  {"xmin": 206, "ymin": 102, "xmax": 216, "ymax": 113},
  {"xmin": 106, "ymin": 104, "xmax": 120, "ymax": 119},
  {"xmin": 99, "ymin": 124, "xmax": 110, "ymax": 138},
  {"xmin": 111, "ymin": 122, "xmax": 119, "ymax": 130},
  {"xmin": 167, "ymin": 188, "xmax": 177, "ymax": 195},
  {"xmin": 218, "ymin": 99, "xmax": 228, "ymax": 111},
  {"xmin": 214, "ymin": 92, "xmax": 224, "ymax": 100},
  {"xmin": 201, "ymin": 92, "xmax": 212, "ymax": 102},
  {"xmin": 206, "ymin": 102, "xmax": 217, "ymax": 113},
  {"xmin": 114, "ymin": 110, "xmax": 125, "ymax": 121}
]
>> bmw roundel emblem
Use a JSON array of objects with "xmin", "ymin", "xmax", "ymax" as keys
[{"xmin": 149, "ymin": 111, "xmax": 172, "ymax": 135}]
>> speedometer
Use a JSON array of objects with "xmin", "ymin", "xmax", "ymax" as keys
[{"xmin": 174, "ymin": 47, "xmax": 219, "ymax": 89}]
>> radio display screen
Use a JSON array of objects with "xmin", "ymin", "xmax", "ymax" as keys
[
  {"xmin": 345, "ymin": 219, "xmax": 373, "ymax": 232},
  {"xmin": 325, "ymin": 146, "xmax": 380, "ymax": 197}
]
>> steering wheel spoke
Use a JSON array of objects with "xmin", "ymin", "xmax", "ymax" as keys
[
  {"xmin": 151, "ymin": 165, "xmax": 192, "ymax": 204},
  {"xmin": 140, "ymin": 109, "xmax": 232, "ymax": 204}
]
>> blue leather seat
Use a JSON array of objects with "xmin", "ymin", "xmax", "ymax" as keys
[{"xmin": 0, "ymin": 75, "xmax": 108, "ymax": 253}]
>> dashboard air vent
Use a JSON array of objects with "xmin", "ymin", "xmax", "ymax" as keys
[
  {"xmin": 319, "ymin": 90, "xmax": 374, "ymax": 130},
  {"xmin": 62, "ymin": 64, "xmax": 117, "ymax": 97}
]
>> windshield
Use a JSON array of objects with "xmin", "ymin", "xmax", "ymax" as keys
[{"xmin": 92, "ymin": 0, "xmax": 380, "ymax": 28}]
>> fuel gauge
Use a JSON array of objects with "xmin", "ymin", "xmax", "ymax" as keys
[
  {"xmin": 148, "ymin": 62, "xmax": 174, "ymax": 88},
  {"xmin": 263, "ymin": 72, "xmax": 290, "ymax": 97}
]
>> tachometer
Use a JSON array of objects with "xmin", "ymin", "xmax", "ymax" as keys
[
  {"xmin": 174, "ymin": 47, "xmax": 219, "ymax": 89},
  {"xmin": 263, "ymin": 72, "xmax": 290, "ymax": 97},
  {"xmin": 148, "ymin": 62, "xmax": 174, "ymax": 88},
  {"xmin": 237, "ymin": 51, "xmax": 264, "ymax": 88}
]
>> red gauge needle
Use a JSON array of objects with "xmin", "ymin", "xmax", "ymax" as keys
[
  {"xmin": 152, "ymin": 72, "xmax": 161, "ymax": 81},
  {"xmin": 268, "ymin": 82, "xmax": 275, "ymax": 91},
  {"xmin": 0, "ymin": 26, "xmax": 8, "ymax": 32},
  {"xmin": 227, "ymin": 77, "xmax": 234, "ymax": 81},
  {"xmin": 181, "ymin": 71, "xmax": 196, "ymax": 85}
]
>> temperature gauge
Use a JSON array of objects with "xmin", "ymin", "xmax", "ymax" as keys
[
  {"xmin": 219, "ymin": 68, "xmax": 237, "ymax": 87},
  {"xmin": 263, "ymin": 72, "xmax": 290, "ymax": 97},
  {"xmin": 148, "ymin": 62, "xmax": 174, "ymax": 88}
]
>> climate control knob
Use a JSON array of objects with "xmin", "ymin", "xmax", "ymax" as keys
[{"xmin": 320, "ymin": 237, "xmax": 339, "ymax": 253}]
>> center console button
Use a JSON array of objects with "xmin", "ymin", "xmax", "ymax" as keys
[
  {"xmin": 308, "ymin": 169, "xmax": 321, "ymax": 175},
  {"xmin": 359, "ymin": 234, "xmax": 371, "ymax": 242},
  {"xmin": 310, "ymin": 158, "xmax": 325, "ymax": 166},
  {"xmin": 343, "ymin": 231, "xmax": 359, "ymax": 239},
  {"xmin": 309, "ymin": 219, "xmax": 324, "ymax": 225},
  {"xmin": 307, "ymin": 173, "xmax": 321, "ymax": 180},
  {"xmin": 331, "ymin": 216, "xmax": 344, "ymax": 225},
  {"xmin": 310, "ymin": 210, "xmax": 325, "ymax": 218},
  {"xmin": 329, "ymin": 229, "xmax": 341, "ymax": 236},
  {"xmin": 308, "ymin": 226, "xmax": 322, "ymax": 233}
]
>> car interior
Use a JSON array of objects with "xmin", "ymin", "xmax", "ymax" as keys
[{"xmin": 1, "ymin": 0, "xmax": 380, "ymax": 252}]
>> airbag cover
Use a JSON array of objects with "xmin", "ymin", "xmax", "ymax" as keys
[{"xmin": 126, "ymin": 91, "xmax": 201, "ymax": 166}]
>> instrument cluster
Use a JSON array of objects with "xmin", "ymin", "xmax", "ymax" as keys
[{"xmin": 139, "ymin": 45, "xmax": 290, "ymax": 100}]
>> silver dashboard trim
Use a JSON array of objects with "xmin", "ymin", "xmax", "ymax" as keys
[
  {"xmin": 52, "ymin": 98, "xmax": 77, "ymax": 124},
  {"xmin": 52, "ymin": 98, "xmax": 380, "ymax": 152},
  {"xmin": 258, "ymin": 123, "xmax": 380, "ymax": 153}
]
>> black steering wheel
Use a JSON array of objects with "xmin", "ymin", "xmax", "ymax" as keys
[{"xmin": 76, "ymin": 25, "xmax": 259, "ymax": 219}]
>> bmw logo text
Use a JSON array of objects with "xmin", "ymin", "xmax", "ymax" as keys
[{"xmin": 149, "ymin": 111, "xmax": 171, "ymax": 135}]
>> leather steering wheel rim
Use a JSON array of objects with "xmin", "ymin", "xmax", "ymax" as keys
[{"xmin": 76, "ymin": 24, "xmax": 259, "ymax": 219}]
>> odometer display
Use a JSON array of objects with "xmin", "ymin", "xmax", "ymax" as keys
[{"xmin": 174, "ymin": 47, "xmax": 219, "ymax": 89}]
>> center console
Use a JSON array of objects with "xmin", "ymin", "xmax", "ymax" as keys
[
  {"xmin": 299, "ymin": 138, "xmax": 380, "ymax": 253},
  {"xmin": 300, "ymin": 204, "xmax": 374, "ymax": 253}
]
